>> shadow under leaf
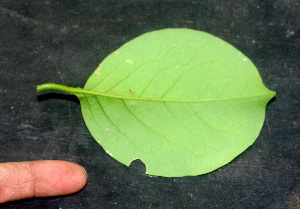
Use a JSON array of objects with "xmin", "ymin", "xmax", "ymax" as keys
[{"xmin": 37, "ymin": 93, "xmax": 80, "ymax": 104}]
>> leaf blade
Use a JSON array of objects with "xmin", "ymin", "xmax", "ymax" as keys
[{"xmin": 81, "ymin": 28, "xmax": 275, "ymax": 176}]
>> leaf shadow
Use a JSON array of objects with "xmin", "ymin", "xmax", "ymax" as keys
[
  {"xmin": 268, "ymin": 96, "xmax": 276, "ymax": 105},
  {"xmin": 37, "ymin": 93, "xmax": 80, "ymax": 104}
]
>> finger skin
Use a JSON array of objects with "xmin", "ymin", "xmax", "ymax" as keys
[{"xmin": 0, "ymin": 160, "xmax": 87, "ymax": 204}]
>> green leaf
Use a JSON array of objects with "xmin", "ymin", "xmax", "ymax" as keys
[{"xmin": 37, "ymin": 28, "xmax": 275, "ymax": 177}]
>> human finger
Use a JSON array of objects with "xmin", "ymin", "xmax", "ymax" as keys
[{"xmin": 0, "ymin": 160, "xmax": 87, "ymax": 204}]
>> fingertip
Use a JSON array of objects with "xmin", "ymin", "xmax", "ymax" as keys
[
  {"xmin": 60, "ymin": 161, "xmax": 88, "ymax": 194},
  {"xmin": 33, "ymin": 160, "xmax": 88, "ymax": 197}
]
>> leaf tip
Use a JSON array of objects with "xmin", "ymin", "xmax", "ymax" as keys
[{"xmin": 268, "ymin": 90, "xmax": 276, "ymax": 100}]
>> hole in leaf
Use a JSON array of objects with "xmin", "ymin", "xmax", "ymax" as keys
[{"xmin": 129, "ymin": 159, "xmax": 146, "ymax": 175}]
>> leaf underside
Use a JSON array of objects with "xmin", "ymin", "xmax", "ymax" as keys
[{"xmin": 41, "ymin": 28, "xmax": 275, "ymax": 177}]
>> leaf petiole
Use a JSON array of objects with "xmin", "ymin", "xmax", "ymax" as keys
[
  {"xmin": 37, "ymin": 83, "xmax": 91, "ymax": 94},
  {"xmin": 37, "ymin": 83, "xmax": 122, "ymax": 99}
]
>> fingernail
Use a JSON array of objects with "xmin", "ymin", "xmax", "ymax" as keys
[{"xmin": 81, "ymin": 166, "xmax": 88, "ymax": 178}]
